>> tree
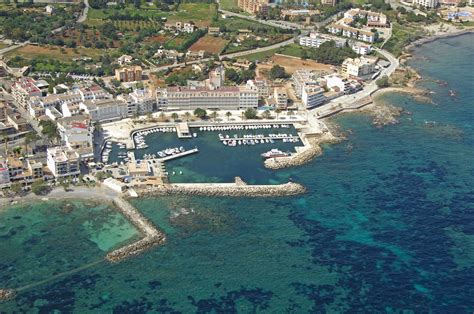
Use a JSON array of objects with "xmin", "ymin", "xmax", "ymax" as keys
[
  {"xmin": 193, "ymin": 108, "xmax": 207, "ymax": 119},
  {"xmin": 244, "ymin": 108, "xmax": 258, "ymax": 120},
  {"xmin": 10, "ymin": 182, "xmax": 22, "ymax": 195},
  {"xmin": 111, "ymin": 79, "xmax": 121, "ymax": 88},
  {"xmin": 225, "ymin": 111, "xmax": 232, "ymax": 121},
  {"xmin": 376, "ymin": 75, "xmax": 390, "ymax": 88},
  {"xmin": 24, "ymin": 132, "xmax": 39, "ymax": 156},
  {"xmin": 210, "ymin": 111, "xmax": 218, "ymax": 120},
  {"xmin": 262, "ymin": 110, "xmax": 271, "ymax": 119},
  {"xmin": 31, "ymin": 180, "xmax": 49, "ymax": 195},
  {"xmin": 171, "ymin": 112, "xmax": 179, "ymax": 121},
  {"xmin": 269, "ymin": 65, "xmax": 288, "ymax": 80},
  {"xmin": 39, "ymin": 120, "xmax": 58, "ymax": 144}
]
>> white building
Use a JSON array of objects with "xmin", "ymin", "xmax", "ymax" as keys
[
  {"xmin": 299, "ymin": 33, "xmax": 373, "ymax": 55},
  {"xmin": 292, "ymin": 70, "xmax": 321, "ymax": 98},
  {"xmin": 79, "ymin": 99, "xmax": 128, "ymax": 122},
  {"xmin": 342, "ymin": 56, "xmax": 377, "ymax": 78},
  {"xmin": 162, "ymin": 85, "xmax": 258, "ymax": 111},
  {"xmin": 302, "ymin": 86, "xmax": 326, "ymax": 108},
  {"xmin": 117, "ymin": 55, "xmax": 133, "ymax": 66},
  {"xmin": 414, "ymin": 0, "xmax": 438, "ymax": 8},
  {"xmin": 0, "ymin": 160, "xmax": 11, "ymax": 188},
  {"xmin": 47, "ymin": 146, "xmax": 80, "ymax": 178}
]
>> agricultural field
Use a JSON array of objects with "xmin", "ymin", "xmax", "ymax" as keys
[
  {"xmin": 219, "ymin": 0, "xmax": 239, "ymax": 11},
  {"xmin": 257, "ymin": 55, "xmax": 334, "ymax": 76},
  {"xmin": 86, "ymin": 3, "xmax": 217, "ymax": 28},
  {"xmin": 145, "ymin": 34, "xmax": 173, "ymax": 45},
  {"xmin": 189, "ymin": 35, "xmax": 229, "ymax": 54},
  {"xmin": 112, "ymin": 20, "xmax": 161, "ymax": 31},
  {"xmin": 54, "ymin": 28, "xmax": 123, "ymax": 48},
  {"xmin": 5, "ymin": 45, "xmax": 104, "ymax": 62}
]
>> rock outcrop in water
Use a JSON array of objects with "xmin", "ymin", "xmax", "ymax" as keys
[
  {"xmin": 135, "ymin": 177, "xmax": 306, "ymax": 197},
  {"xmin": 0, "ymin": 289, "xmax": 16, "ymax": 301}
]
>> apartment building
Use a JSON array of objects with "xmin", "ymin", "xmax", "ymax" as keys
[
  {"xmin": 115, "ymin": 66, "xmax": 143, "ymax": 82},
  {"xmin": 237, "ymin": 0, "xmax": 269, "ymax": 15},
  {"xmin": 47, "ymin": 146, "xmax": 80, "ymax": 178},
  {"xmin": 273, "ymin": 87, "xmax": 288, "ymax": 109},
  {"xmin": 11, "ymin": 77, "xmax": 42, "ymax": 108},
  {"xmin": 79, "ymin": 99, "xmax": 128, "ymax": 122},
  {"xmin": 302, "ymin": 86, "xmax": 326, "ymax": 108},
  {"xmin": 119, "ymin": 89, "xmax": 157, "ymax": 116},
  {"xmin": 342, "ymin": 56, "xmax": 377, "ymax": 78},
  {"xmin": 292, "ymin": 70, "xmax": 327, "ymax": 108},
  {"xmin": 57, "ymin": 115, "xmax": 94, "ymax": 160},
  {"xmin": 292, "ymin": 70, "xmax": 321, "ymax": 98}
]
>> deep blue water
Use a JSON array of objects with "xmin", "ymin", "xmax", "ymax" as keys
[{"xmin": 1, "ymin": 34, "xmax": 473, "ymax": 312}]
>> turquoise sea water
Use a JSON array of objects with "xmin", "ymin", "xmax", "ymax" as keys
[{"xmin": 1, "ymin": 34, "xmax": 473, "ymax": 312}]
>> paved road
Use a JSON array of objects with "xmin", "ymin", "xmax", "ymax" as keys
[
  {"xmin": 310, "ymin": 47, "xmax": 399, "ymax": 116},
  {"xmin": 77, "ymin": 0, "xmax": 89, "ymax": 24}
]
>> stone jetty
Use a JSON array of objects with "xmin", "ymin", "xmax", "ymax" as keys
[
  {"xmin": 265, "ymin": 134, "xmax": 338, "ymax": 170},
  {"xmin": 105, "ymin": 198, "xmax": 166, "ymax": 263},
  {"xmin": 135, "ymin": 177, "xmax": 306, "ymax": 198},
  {"xmin": 0, "ymin": 289, "xmax": 16, "ymax": 302}
]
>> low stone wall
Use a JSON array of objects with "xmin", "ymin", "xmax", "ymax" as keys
[
  {"xmin": 265, "ymin": 134, "xmax": 339, "ymax": 170},
  {"xmin": 135, "ymin": 179, "xmax": 306, "ymax": 198},
  {"xmin": 0, "ymin": 289, "xmax": 16, "ymax": 302}
]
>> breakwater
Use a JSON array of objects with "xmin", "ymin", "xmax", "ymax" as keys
[
  {"xmin": 105, "ymin": 198, "xmax": 166, "ymax": 263},
  {"xmin": 135, "ymin": 177, "xmax": 306, "ymax": 197},
  {"xmin": 265, "ymin": 134, "xmax": 339, "ymax": 170}
]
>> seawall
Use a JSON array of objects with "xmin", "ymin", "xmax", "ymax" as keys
[
  {"xmin": 105, "ymin": 198, "xmax": 166, "ymax": 263},
  {"xmin": 135, "ymin": 177, "xmax": 306, "ymax": 198}
]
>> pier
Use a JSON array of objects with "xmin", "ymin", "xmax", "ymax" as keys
[
  {"xmin": 157, "ymin": 148, "xmax": 198, "ymax": 162},
  {"xmin": 105, "ymin": 197, "xmax": 166, "ymax": 263},
  {"xmin": 219, "ymin": 136, "xmax": 299, "ymax": 142}
]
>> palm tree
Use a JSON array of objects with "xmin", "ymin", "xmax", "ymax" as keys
[
  {"xmin": 171, "ymin": 112, "xmax": 179, "ymax": 121},
  {"xmin": 210, "ymin": 111, "xmax": 218, "ymax": 121},
  {"xmin": 275, "ymin": 108, "xmax": 281, "ymax": 119},
  {"xmin": 184, "ymin": 112, "xmax": 191, "ymax": 121},
  {"xmin": 225, "ymin": 111, "xmax": 232, "ymax": 121},
  {"xmin": 159, "ymin": 111, "xmax": 166, "ymax": 121},
  {"xmin": 1, "ymin": 131, "xmax": 8, "ymax": 156}
]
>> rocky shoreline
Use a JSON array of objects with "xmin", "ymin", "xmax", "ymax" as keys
[
  {"xmin": 134, "ymin": 177, "xmax": 306, "ymax": 198},
  {"xmin": 264, "ymin": 134, "xmax": 339, "ymax": 170}
]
